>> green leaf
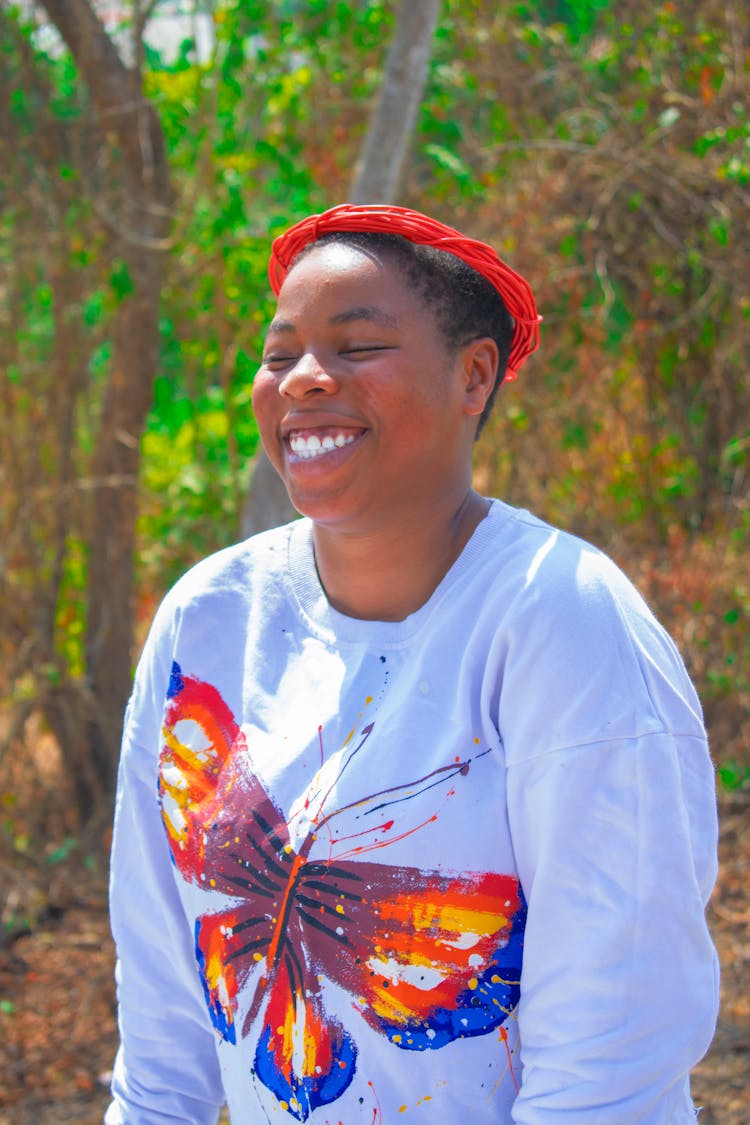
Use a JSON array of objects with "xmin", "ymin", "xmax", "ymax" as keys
[
  {"xmin": 109, "ymin": 260, "xmax": 134, "ymax": 301},
  {"xmin": 46, "ymin": 836, "xmax": 78, "ymax": 865},
  {"xmin": 82, "ymin": 290, "xmax": 106, "ymax": 327},
  {"xmin": 423, "ymin": 143, "xmax": 471, "ymax": 181},
  {"xmin": 559, "ymin": 233, "xmax": 579, "ymax": 258},
  {"xmin": 9, "ymin": 87, "xmax": 26, "ymax": 116}
]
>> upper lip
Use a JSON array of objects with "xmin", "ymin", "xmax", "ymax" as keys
[{"xmin": 279, "ymin": 412, "xmax": 367, "ymax": 439}]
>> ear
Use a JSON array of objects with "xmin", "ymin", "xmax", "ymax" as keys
[{"xmin": 460, "ymin": 337, "xmax": 499, "ymax": 418}]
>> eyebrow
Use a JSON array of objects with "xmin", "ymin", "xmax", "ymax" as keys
[
  {"xmin": 266, "ymin": 305, "xmax": 400, "ymax": 335},
  {"xmin": 330, "ymin": 306, "xmax": 400, "ymax": 328}
]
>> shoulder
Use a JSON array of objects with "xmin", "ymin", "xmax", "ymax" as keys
[
  {"xmin": 144, "ymin": 519, "xmax": 303, "ymax": 650},
  {"xmin": 131, "ymin": 520, "xmax": 301, "ymax": 701},
  {"xmin": 166, "ymin": 520, "xmax": 298, "ymax": 606},
  {"xmin": 478, "ymin": 501, "xmax": 651, "ymax": 633},
  {"xmin": 484, "ymin": 499, "xmax": 668, "ymax": 635},
  {"xmin": 481, "ymin": 502, "xmax": 706, "ymax": 756}
]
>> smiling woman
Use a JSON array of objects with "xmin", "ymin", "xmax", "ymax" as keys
[
  {"xmin": 106, "ymin": 205, "xmax": 719, "ymax": 1125},
  {"xmin": 252, "ymin": 238, "xmax": 501, "ymax": 618}
]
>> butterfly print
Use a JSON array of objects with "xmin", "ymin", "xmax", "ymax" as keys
[{"xmin": 159, "ymin": 662, "xmax": 526, "ymax": 1121}]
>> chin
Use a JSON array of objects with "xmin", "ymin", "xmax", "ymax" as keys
[{"xmin": 283, "ymin": 486, "xmax": 349, "ymax": 526}]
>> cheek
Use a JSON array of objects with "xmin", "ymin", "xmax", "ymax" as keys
[
  {"xmin": 251, "ymin": 371, "xmax": 277, "ymax": 430},
  {"xmin": 251, "ymin": 373, "xmax": 286, "ymax": 468},
  {"xmin": 373, "ymin": 363, "xmax": 439, "ymax": 416}
]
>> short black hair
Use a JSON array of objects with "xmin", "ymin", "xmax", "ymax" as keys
[{"xmin": 291, "ymin": 230, "xmax": 513, "ymax": 435}]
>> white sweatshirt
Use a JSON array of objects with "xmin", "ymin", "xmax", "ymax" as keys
[{"xmin": 106, "ymin": 500, "xmax": 718, "ymax": 1124}]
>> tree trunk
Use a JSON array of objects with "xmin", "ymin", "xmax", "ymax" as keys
[
  {"xmin": 241, "ymin": 0, "xmax": 442, "ymax": 536},
  {"xmin": 240, "ymin": 446, "xmax": 298, "ymax": 539},
  {"xmin": 40, "ymin": 0, "xmax": 171, "ymax": 810},
  {"xmin": 350, "ymin": 0, "xmax": 441, "ymax": 203},
  {"xmin": 85, "ymin": 272, "xmax": 165, "ymax": 796}
]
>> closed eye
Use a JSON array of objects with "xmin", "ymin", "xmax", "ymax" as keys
[
  {"xmin": 340, "ymin": 345, "xmax": 395, "ymax": 357},
  {"xmin": 262, "ymin": 353, "xmax": 298, "ymax": 368},
  {"xmin": 261, "ymin": 345, "xmax": 395, "ymax": 368}
]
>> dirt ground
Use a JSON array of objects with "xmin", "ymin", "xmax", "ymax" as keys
[{"xmin": 0, "ymin": 788, "xmax": 747, "ymax": 1125}]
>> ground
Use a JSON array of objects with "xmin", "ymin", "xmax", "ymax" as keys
[{"xmin": 0, "ymin": 788, "xmax": 748, "ymax": 1124}]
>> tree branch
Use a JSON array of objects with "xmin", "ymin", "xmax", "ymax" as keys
[
  {"xmin": 39, "ymin": 0, "xmax": 135, "ymax": 115},
  {"xmin": 39, "ymin": 0, "xmax": 168, "ymax": 200}
]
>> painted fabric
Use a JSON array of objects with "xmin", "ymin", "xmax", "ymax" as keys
[{"xmin": 106, "ymin": 501, "xmax": 719, "ymax": 1124}]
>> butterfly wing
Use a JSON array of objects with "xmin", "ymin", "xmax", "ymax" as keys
[
  {"xmin": 159, "ymin": 662, "xmax": 299, "ymax": 1040},
  {"xmin": 253, "ymin": 948, "xmax": 357, "ymax": 1122},
  {"xmin": 293, "ymin": 859, "xmax": 525, "ymax": 1051},
  {"xmin": 159, "ymin": 661, "xmax": 294, "ymax": 887},
  {"xmin": 159, "ymin": 661, "xmax": 246, "ymax": 881}
]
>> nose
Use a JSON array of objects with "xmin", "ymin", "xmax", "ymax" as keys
[{"xmin": 278, "ymin": 352, "xmax": 338, "ymax": 398}]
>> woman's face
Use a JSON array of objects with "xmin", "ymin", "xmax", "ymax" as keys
[{"xmin": 252, "ymin": 242, "xmax": 494, "ymax": 535}]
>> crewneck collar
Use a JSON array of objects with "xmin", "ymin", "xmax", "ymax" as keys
[{"xmin": 286, "ymin": 500, "xmax": 509, "ymax": 648}]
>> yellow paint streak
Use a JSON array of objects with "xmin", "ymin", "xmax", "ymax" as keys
[
  {"xmin": 161, "ymin": 813, "xmax": 185, "ymax": 846},
  {"xmin": 404, "ymin": 899, "xmax": 507, "ymax": 937},
  {"xmin": 161, "ymin": 725, "xmax": 215, "ymax": 776},
  {"xmin": 205, "ymin": 952, "xmax": 223, "ymax": 991},
  {"xmin": 302, "ymin": 1008, "xmax": 320, "ymax": 1073},
  {"xmin": 367, "ymin": 985, "xmax": 420, "ymax": 1024},
  {"xmin": 279, "ymin": 996, "xmax": 295, "ymax": 1066}
]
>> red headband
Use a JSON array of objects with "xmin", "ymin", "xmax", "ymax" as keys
[{"xmin": 268, "ymin": 204, "xmax": 541, "ymax": 381}]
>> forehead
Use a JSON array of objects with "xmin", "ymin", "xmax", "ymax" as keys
[{"xmin": 273, "ymin": 241, "xmax": 423, "ymax": 326}]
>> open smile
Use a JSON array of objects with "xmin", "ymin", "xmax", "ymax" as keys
[{"xmin": 285, "ymin": 426, "xmax": 366, "ymax": 462}]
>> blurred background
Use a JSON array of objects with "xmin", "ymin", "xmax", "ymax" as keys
[{"xmin": 0, "ymin": 1, "xmax": 747, "ymax": 1121}]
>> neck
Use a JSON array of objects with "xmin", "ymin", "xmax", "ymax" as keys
[{"xmin": 311, "ymin": 489, "xmax": 491, "ymax": 621}]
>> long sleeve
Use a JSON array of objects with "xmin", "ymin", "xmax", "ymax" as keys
[
  {"xmin": 506, "ymin": 733, "xmax": 718, "ymax": 1123},
  {"xmin": 106, "ymin": 617, "xmax": 225, "ymax": 1125},
  {"xmin": 499, "ymin": 541, "xmax": 719, "ymax": 1123}
]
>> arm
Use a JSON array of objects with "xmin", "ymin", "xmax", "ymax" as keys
[
  {"xmin": 106, "ymin": 627, "xmax": 225, "ymax": 1124},
  {"xmin": 500, "ymin": 545, "xmax": 718, "ymax": 1122},
  {"xmin": 507, "ymin": 731, "xmax": 718, "ymax": 1123}
]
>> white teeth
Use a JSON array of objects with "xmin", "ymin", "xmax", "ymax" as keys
[{"xmin": 289, "ymin": 432, "xmax": 356, "ymax": 459}]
